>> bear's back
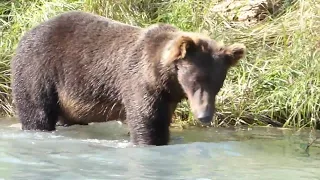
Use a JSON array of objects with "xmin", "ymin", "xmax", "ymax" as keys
[
  {"xmin": 12, "ymin": 10, "xmax": 142, "ymax": 76},
  {"xmin": 15, "ymin": 11, "xmax": 140, "ymax": 53}
]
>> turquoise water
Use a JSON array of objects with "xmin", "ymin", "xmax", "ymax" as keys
[{"xmin": 0, "ymin": 118, "xmax": 319, "ymax": 180}]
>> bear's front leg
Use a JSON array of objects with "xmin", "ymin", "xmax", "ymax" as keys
[
  {"xmin": 127, "ymin": 114, "xmax": 170, "ymax": 146},
  {"xmin": 124, "ymin": 95, "xmax": 172, "ymax": 146}
]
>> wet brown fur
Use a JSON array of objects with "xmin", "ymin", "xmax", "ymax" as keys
[{"xmin": 11, "ymin": 11, "xmax": 246, "ymax": 146}]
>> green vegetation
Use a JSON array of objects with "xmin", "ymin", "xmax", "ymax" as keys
[{"xmin": 0, "ymin": 0, "xmax": 319, "ymax": 129}]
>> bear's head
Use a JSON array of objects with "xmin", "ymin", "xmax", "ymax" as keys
[{"xmin": 161, "ymin": 33, "xmax": 246, "ymax": 125}]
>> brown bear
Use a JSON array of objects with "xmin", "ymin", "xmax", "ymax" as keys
[{"xmin": 10, "ymin": 11, "xmax": 246, "ymax": 146}]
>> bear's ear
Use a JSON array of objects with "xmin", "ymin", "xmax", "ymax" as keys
[
  {"xmin": 161, "ymin": 35, "xmax": 196, "ymax": 66},
  {"xmin": 224, "ymin": 43, "xmax": 246, "ymax": 66}
]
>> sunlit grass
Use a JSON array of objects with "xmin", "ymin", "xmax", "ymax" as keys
[{"xmin": 0, "ymin": 0, "xmax": 319, "ymax": 129}]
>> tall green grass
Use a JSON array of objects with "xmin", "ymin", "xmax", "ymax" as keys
[{"xmin": 0, "ymin": 0, "xmax": 319, "ymax": 129}]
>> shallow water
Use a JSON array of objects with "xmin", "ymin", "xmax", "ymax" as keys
[{"xmin": 0, "ymin": 118, "xmax": 319, "ymax": 180}]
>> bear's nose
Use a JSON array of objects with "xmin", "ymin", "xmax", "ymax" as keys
[{"xmin": 197, "ymin": 110, "xmax": 213, "ymax": 124}]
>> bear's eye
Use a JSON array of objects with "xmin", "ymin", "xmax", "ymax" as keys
[
  {"xmin": 191, "ymin": 80, "xmax": 201, "ymax": 92},
  {"xmin": 196, "ymin": 75, "xmax": 210, "ymax": 83}
]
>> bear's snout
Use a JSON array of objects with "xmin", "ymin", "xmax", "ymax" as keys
[
  {"xmin": 196, "ymin": 108, "xmax": 214, "ymax": 125},
  {"xmin": 187, "ymin": 88, "xmax": 215, "ymax": 125}
]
